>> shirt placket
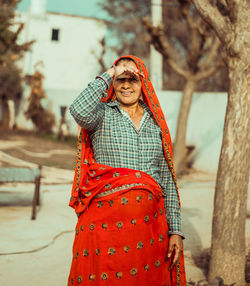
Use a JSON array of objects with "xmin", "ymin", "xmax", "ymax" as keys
[
  {"xmin": 121, "ymin": 109, "xmax": 150, "ymax": 171},
  {"xmin": 121, "ymin": 113, "xmax": 140, "ymax": 169}
]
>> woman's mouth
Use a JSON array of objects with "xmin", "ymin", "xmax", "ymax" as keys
[{"xmin": 121, "ymin": 92, "xmax": 133, "ymax": 96}]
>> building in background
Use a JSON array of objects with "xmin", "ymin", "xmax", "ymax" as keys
[
  {"xmin": 15, "ymin": 0, "xmax": 114, "ymax": 134},
  {"xmin": 12, "ymin": 0, "xmax": 228, "ymax": 174}
]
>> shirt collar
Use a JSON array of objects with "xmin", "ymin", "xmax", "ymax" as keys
[
  {"xmin": 106, "ymin": 99, "xmax": 120, "ymax": 107},
  {"xmin": 107, "ymin": 98, "xmax": 152, "ymax": 116}
]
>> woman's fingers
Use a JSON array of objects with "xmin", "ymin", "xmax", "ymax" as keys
[
  {"xmin": 167, "ymin": 234, "xmax": 183, "ymax": 271},
  {"xmin": 116, "ymin": 65, "xmax": 139, "ymax": 77},
  {"xmin": 168, "ymin": 247, "xmax": 181, "ymax": 271},
  {"xmin": 167, "ymin": 243, "xmax": 174, "ymax": 259},
  {"xmin": 112, "ymin": 64, "xmax": 145, "ymax": 80}
]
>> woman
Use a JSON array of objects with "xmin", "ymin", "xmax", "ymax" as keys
[{"xmin": 68, "ymin": 55, "xmax": 186, "ymax": 285}]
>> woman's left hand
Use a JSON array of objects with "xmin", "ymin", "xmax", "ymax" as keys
[{"xmin": 167, "ymin": 234, "xmax": 183, "ymax": 270}]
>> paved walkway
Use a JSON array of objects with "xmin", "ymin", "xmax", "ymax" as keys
[{"xmin": 0, "ymin": 150, "xmax": 249, "ymax": 285}]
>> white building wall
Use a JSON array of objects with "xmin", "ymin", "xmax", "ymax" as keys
[
  {"xmin": 157, "ymin": 90, "xmax": 227, "ymax": 174},
  {"xmin": 16, "ymin": 11, "xmax": 108, "ymax": 90},
  {"xmin": 14, "ymin": 10, "xmax": 115, "ymax": 134}
]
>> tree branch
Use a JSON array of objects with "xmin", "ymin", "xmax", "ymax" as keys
[
  {"xmin": 224, "ymin": 0, "xmax": 240, "ymax": 23},
  {"xmin": 195, "ymin": 59, "xmax": 224, "ymax": 81},
  {"xmin": 143, "ymin": 18, "xmax": 176, "ymax": 59},
  {"xmin": 191, "ymin": 0, "xmax": 231, "ymax": 45},
  {"xmin": 168, "ymin": 58, "xmax": 191, "ymax": 79},
  {"xmin": 91, "ymin": 38, "xmax": 107, "ymax": 74},
  {"xmin": 181, "ymin": 2, "xmax": 200, "ymax": 54},
  {"xmin": 199, "ymin": 36, "xmax": 222, "ymax": 70},
  {"xmin": 143, "ymin": 17, "xmax": 190, "ymax": 79}
]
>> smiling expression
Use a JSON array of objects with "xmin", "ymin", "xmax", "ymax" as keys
[{"xmin": 113, "ymin": 60, "xmax": 142, "ymax": 107}]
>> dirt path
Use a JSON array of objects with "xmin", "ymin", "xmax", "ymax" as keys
[{"xmin": 0, "ymin": 130, "xmax": 77, "ymax": 170}]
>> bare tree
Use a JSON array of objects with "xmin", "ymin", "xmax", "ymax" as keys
[
  {"xmin": 98, "ymin": 0, "xmax": 151, "ymax": 65},
  {"xmin": 0, "ymin": 0, "xmax": 34, "ymax": 129},
  {"xmin": 91, "ymin": 38, "xmax": 108, "ymax": 74},
  {"xmin": 161, "ymin": 2, "xmax": 229, "ymax": 92},
  {"xmin": 99, "ymin": 0, "xmax": 228, "ymax": 91},
  {"xmin": 191, "ymin": 0, "xmax": 250, "ymax": 284},
  {"xmin": 143, "ymin": 0, "xmax": 224, "ymax": 175},
  {"xmin": 25, "ymin": 68, "xmax": 55, "ymax": 134}
]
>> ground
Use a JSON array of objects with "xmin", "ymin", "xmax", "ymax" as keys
[
  {"xmin": 0, "ymin": 130, "xmax": 76, "ymax": 170},
  {"xmin": 0, "ymin": 130, "xmax": 249, "ymax": 285}
]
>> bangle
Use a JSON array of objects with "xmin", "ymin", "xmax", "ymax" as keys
[{"xmin": 95, "ymin": 76, "xmax": 109, "ymax": 90}]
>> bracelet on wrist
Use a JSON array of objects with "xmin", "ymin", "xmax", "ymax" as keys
[{"xmin": 95, "ymin": 76, "xmax": 109, "ymax": 90}]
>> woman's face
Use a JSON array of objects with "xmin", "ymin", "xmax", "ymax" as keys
[{"xmin": 113, "ymin": 60, "xmax": 142, "ymax": 107}]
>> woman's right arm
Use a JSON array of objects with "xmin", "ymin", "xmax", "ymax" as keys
[{"xmin": 70, "ymin": 69, "xmax": 114, "ymax": 130}]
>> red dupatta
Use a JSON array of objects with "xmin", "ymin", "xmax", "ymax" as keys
[{"xmin": 69, "ymin": 55, "xmax": 181, "ymax": 216}]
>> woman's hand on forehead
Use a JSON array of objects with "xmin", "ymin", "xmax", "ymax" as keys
[
  {"xmin": 106, "ymin": 61, "xmax": 144, "ymax": 79},
  {"xmin": 117, "ymin": 64, "xmax": 139, "ymax": 77}
]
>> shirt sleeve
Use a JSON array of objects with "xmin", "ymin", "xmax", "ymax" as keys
[
  {"xmin": 69, "ymin": 72, "xmax": 112, "ymax": 131},
  {"xmin": 159, "ymin": 156, "xmax": 185, "ymax": 239}
]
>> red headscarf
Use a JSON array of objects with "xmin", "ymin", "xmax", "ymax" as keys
[{"xmin": 70, "ymin": 55, "xmax": 181, "ymax": 215}]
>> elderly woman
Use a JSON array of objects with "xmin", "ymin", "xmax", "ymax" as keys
[{"xmin": 68, "ymin": 55, "xmax": 186, "ymax": 285}]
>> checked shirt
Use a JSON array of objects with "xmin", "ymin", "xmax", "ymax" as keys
[{"xmin": 70, "ymin": 72, "xmax": 184, "ymax": 238}]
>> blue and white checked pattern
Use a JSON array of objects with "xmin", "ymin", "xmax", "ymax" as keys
[{"xmin": 70, "ymin": 72, "xmax": 184, "ymax": 238}]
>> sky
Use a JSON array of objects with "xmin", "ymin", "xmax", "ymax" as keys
[{"xmin": 17, "ymin": 0, "xmax": 110, "ymax": 20}]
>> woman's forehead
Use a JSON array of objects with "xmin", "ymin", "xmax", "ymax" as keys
[
  {"xmin": 117, "ymin": 60, "xmax": 137, "ymax": 68},
  {"xmin": 116, "ymin": 72, "xmax": 140, "ymax": 80}
]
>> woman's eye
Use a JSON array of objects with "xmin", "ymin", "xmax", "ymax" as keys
[
  {"xmin": 116, "ymin": 77, "xmax": 139, "ymax": 83},
  {"xmin": 129, "ymin": 77, "xmax": 139, "ymax": 83},
  {"xmin": 131, "ymin": 78, "xmax": 138, "ymax": 82},
  {"xmin": 117, "ymin": 78, "xmax": 125, "ymax": 83}
]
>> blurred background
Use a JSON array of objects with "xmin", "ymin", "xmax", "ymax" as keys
[
  {"xmin": 0, "ymin": 0, "xmax": 249, "ymax": 285},
  {"xmin": 0, "ymin": 0, "xmax": 230, "ymax": 173}
]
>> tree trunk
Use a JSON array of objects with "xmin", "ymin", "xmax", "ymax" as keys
[
  {"xmin": 1, "ymin": 99, "xmax": 10, "ymax": 129},
  {"xmin": 8, "ymin": 99, "xmax": 15, "ymax": 129},
  {"xmin": 208, "ymin": 59, "xmax": 250, "ymax": 284},
  {"xmin": 174, "ymin": 78, "xmax": 197, "ymax": 175}
]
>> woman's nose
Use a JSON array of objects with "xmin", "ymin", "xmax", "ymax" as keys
[{"xmin": 122, "ymin": 80, "xmax": 130, "ymax": 88}]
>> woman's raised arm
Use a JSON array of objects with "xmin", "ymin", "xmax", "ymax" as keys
[{"xmin": 70, "ymin": 69, "xmax": 114, "ymax": 131}]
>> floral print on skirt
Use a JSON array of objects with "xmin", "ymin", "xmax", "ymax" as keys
[{"xmin": 67, "ymin": 187, "xmax": 186, "ymax": 285}]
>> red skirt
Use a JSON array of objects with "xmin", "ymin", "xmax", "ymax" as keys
[{"xmin": 67, "ymin": 186, "xmax": 186, "ymax": 285}]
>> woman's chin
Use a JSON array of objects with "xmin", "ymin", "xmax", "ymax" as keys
[{"xmin": 118, "ymin": 96, "xmax": 139, "ymax": 106}]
